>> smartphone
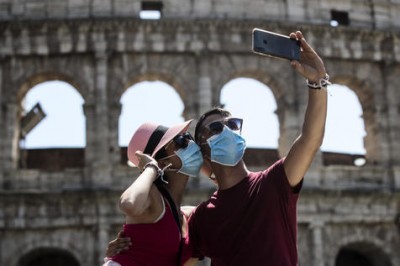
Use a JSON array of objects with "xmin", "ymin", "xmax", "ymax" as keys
[{"xmin": 252, "ymin": 28, "xmax": 300, "ymax": 61}]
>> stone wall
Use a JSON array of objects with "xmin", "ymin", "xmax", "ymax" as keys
[{"xmin": 0, "ymin": 0, "xmax": 400, "ymax": 29}]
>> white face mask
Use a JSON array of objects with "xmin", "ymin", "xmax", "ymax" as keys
[{"xmin": 207, "ymin": 126, "xmax": 246, "ymax": 166}]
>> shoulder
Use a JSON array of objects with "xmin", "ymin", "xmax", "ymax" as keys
[
  {"xmin": 188, "ymin": 199, "xmax": 210, "ymax": 223},
  {"xmin": 259, "ymin": 158, "xmax": 286, "ymax": 180},
  {"xmin": 264, "ymin": 157, "xmax": 303, "ymax": 195},
  {"xmin": 254, "ymin": 158, "xmax": 291, "ymax": 194}
]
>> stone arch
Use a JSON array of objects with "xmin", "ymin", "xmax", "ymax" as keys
[
  {"xmin": 21, "ymin": 80, "xmax": 86, "ymax": 148},
  {"xmin": 13, "ymin": 72, "xmax": 87, "ymax": 169},
  {"xmin": 18, "ymin": 247, "xmax": 80, "ymax": 266},
  {"xmin": 107, "ymin": 53, "xmax": 197, "ymax": 119},
  {"xmin": 214, "ymin": 69, "xmax": 285, "ymax": 123},
  {"xmin": 321, "ymin": 83, "xmax": 366, "ymax": 154},
  {"xmin": 210, "ymin": 52, "xmax": 296, "ymax": 107},
  {"xmin": 16, "ymin": 73, "xmax": 87, "ymax": 136},
  {"xmin": 116, "ymin": 72, "xmax": 190, "ymax": 119},
  {"xmin": 118, "ymin": 79, "xmax": 186, "ymax": 146},
  {"xmin": 330, "ymin": 234, "xmax": 393, "ymax": 266},
  {"xmin": 9, "ymin": 239, "xmax": 83, "ymax": 266},
  {"xmin": 330, "ymin": 74, "xmax": 380, "ymax": 163},
  {"xmin": 335, "ymin": 242, "xmax": 392, "ymax": 266},
  {"xmin": 16, "ymin": 72, "xmax": 86, "ymax": 103},
  {"xmin": 112, "ymin": 72, "xmax": 189, "ymax": 164},
  {"xmin": 109, "ymin": 72, "xmax": 188, "ymax": 110},
  {"xmin": 219, "ymin": 77, "xmax": 280, "ymax": 148},
  {"xmin": 215, "ymin": 69, "xmax": 285, "ymax": 107},
  {"xmin": 119, "ymin": 72, "xmax": 187, "ymax": 103},
  {"xmin": 214, "ymin": 68, "xmax": 290, "ymax": 154}
]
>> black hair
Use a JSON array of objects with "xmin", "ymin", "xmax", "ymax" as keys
[
  {"xmin": 154, "ymin": 148, "xmax": 167, "ymax": 160},
  {"xmin": 194, "ymin": 107, "xmax": 231, "ymax": 144}
]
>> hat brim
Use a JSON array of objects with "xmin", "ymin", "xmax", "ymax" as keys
[{"xmin": 151, "ymin": 119, "xmax": 193, "ymax": 158}]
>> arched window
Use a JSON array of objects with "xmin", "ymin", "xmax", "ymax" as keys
[
  {"xmin": 21, "ymin": 81, "xmax": 85, "ymax": 148},
  {"xmin": 335, "ymin": 243, "xmax": 392, "ymax": 266},
  {"xmin": 19, "ymin": 247, "xmax": 80, "ymax": 266},
  {"xmin": 220, "ymin": 78, "xmax": 279, "ymax": 148},
  {"xmin": 336, "ymin": 248, "xmax": 373, "ymax": 266},
  {"xmin": 119, "ymin": 81, "xmax": 185, "ymax": 147},
  {"xmin": 321, "ymin": 84, "xmax": 366, "ymax": 154}
]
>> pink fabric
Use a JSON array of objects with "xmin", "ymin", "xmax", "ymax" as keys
[
  {"xmin": 110, "ymin": 201, "xmax": 192, "ymax": 266},
  {"xmin": 127, "ymin": 123, "xmax": 156, "ymax": 166},
  {"xmin": 127, "ymin": 120, "xmax": 192, "ymax": 167},
  {"xmin": 189, "ymin": 158, "xmax": 302, "ymax": 266}
]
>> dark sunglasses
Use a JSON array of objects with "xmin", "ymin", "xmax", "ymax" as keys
[
  {"xmin": 157, "ymin": 132, "xmax": 194, "ymax": 161},
  {"xmin": 172, "ymin": 132, "xmax": 194, "ymax": 149},
  {"xmin": 205, "ymin": 118, "xmax": 243, "ymax": 136}
]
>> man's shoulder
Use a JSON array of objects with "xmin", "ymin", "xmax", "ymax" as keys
[
  {"xmin": 258, "ymin": 158, "xmax": 286, "ymax": 178},
  {"xmin": 246, "ymin": 158, "xmax": 287, "ymax": 189},
  {"xmin": 194, "ymin": 198, "xmax": 213, "ymax": 212}
]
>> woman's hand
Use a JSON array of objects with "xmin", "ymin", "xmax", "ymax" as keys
[{"xmin": 135, "ymin": 151, "xmax": 158, "ymax": 171}]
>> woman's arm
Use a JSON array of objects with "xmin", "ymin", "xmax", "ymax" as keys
[{"xmin": 119, "ymin": 151, "xmax": 159, "ymax": 217}]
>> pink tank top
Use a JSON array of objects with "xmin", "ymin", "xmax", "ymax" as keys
[{"xmin": 110, "ymin": 199, "xmax": 192, "ymax": 266}]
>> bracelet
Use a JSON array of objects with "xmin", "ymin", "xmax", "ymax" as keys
[
  {"xmin": 142, "ymin": 162, "xmax": 162, "ymax": 176},
  {"xmin": 142, "ymin": 162, "xmax": 170, "ymax": 184},
  {"xmin": 306, "ymin": 73, "xmax": 332, "ymax": 89}
]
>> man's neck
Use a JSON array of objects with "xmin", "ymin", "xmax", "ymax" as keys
[{"xmin": 214, "ymin": 161, "xmax": 249, "ymax": 190}]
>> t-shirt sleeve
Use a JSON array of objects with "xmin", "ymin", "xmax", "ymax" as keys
[
  {"xmin": 187, "ymin": 207, "xmax": 205, "ymax": 260},
  {"xmin": 264, "ymin": 158, "xmax": 303, "ymax": 204}
]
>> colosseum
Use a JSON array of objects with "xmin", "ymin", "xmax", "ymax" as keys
[{"xmin": 0, "ymin": 0, "xmax": 399, "ymax": 265}]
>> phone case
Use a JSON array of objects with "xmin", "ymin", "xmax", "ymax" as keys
[{"xmin": 252, "ymin": 28, "xmax": 300, "ymax": 61}]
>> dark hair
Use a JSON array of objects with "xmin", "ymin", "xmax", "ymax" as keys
[
  {"xmin": 194, "ymin": 107, "xmax": 231, "ymax": 143},
  {"xmin": 154, "ymin": 148, "xmax": 167, "ymax": 160}
]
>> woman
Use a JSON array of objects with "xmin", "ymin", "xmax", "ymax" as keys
[{"xmin": 103, "ymin": 120, "xmax": 203, "ymax": 266}]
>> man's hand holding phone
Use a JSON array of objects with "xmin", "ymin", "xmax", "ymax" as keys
[{"xmin": 252, "ymin": 28, "xmax": 327, "ymax": 85}]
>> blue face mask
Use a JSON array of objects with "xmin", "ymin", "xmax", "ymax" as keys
[
  {"xmin": 207, "ymin": 126, "xmax": 246, "ymax": 166},
  {"xmin": 174, "ymin": 140, "xmax": 204, "ymax": 177}
]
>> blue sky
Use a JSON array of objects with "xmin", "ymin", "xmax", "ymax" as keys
[{"xmin": 22, "ymin": 79, "xmax": 366, "ymax": 154}]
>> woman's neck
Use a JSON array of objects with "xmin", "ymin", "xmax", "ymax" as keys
[{"xmin": 165, "ymin": 174, "xmax": 189, "ymax": 206}]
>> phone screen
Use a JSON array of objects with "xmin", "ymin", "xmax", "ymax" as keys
[{"xmin": 252, "ymin": 28, "xmax": 300, "ymax": 61}]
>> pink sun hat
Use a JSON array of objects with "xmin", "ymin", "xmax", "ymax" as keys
[{"xmin": 127, "ymin": 120, "xmax": 193, "ymax": 167}]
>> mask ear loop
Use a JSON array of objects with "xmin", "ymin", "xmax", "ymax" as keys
[{"xmin": 160, "ymin": 163, "xmax": 172, "ymax": 184}]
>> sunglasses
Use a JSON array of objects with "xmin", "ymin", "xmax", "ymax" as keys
[
  {"xmin": 158, "ymin": 132, "xmax": 194, "ymax": 161},
  {"xmin": 170, "ymin": 132, "xmax": 194, "ymax": 149},
  {"xmin": 204, "ymin": 117, "xmax": 243, "ymax": 136}
]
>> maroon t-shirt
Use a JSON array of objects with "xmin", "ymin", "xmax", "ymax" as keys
[{"xmin": 188, "ymin": 158, "xmax": 302, "ymax": 266}]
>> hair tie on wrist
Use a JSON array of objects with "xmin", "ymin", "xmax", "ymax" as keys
[
  {"xmin": 142, "ymin": 162, "xmax": 171, "ymax": 184},
  {"xmin": 306, "ymin": 73, "xmax": 331, "ymax": 89}
]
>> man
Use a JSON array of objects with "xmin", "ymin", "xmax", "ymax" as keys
[
  {"xmin": 106, "ymin": 30, "xmax": 329, "ymax": 265},
  {"xmin": 188, "ymin": 30, "xmax": 328, "ymax": 265}
]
